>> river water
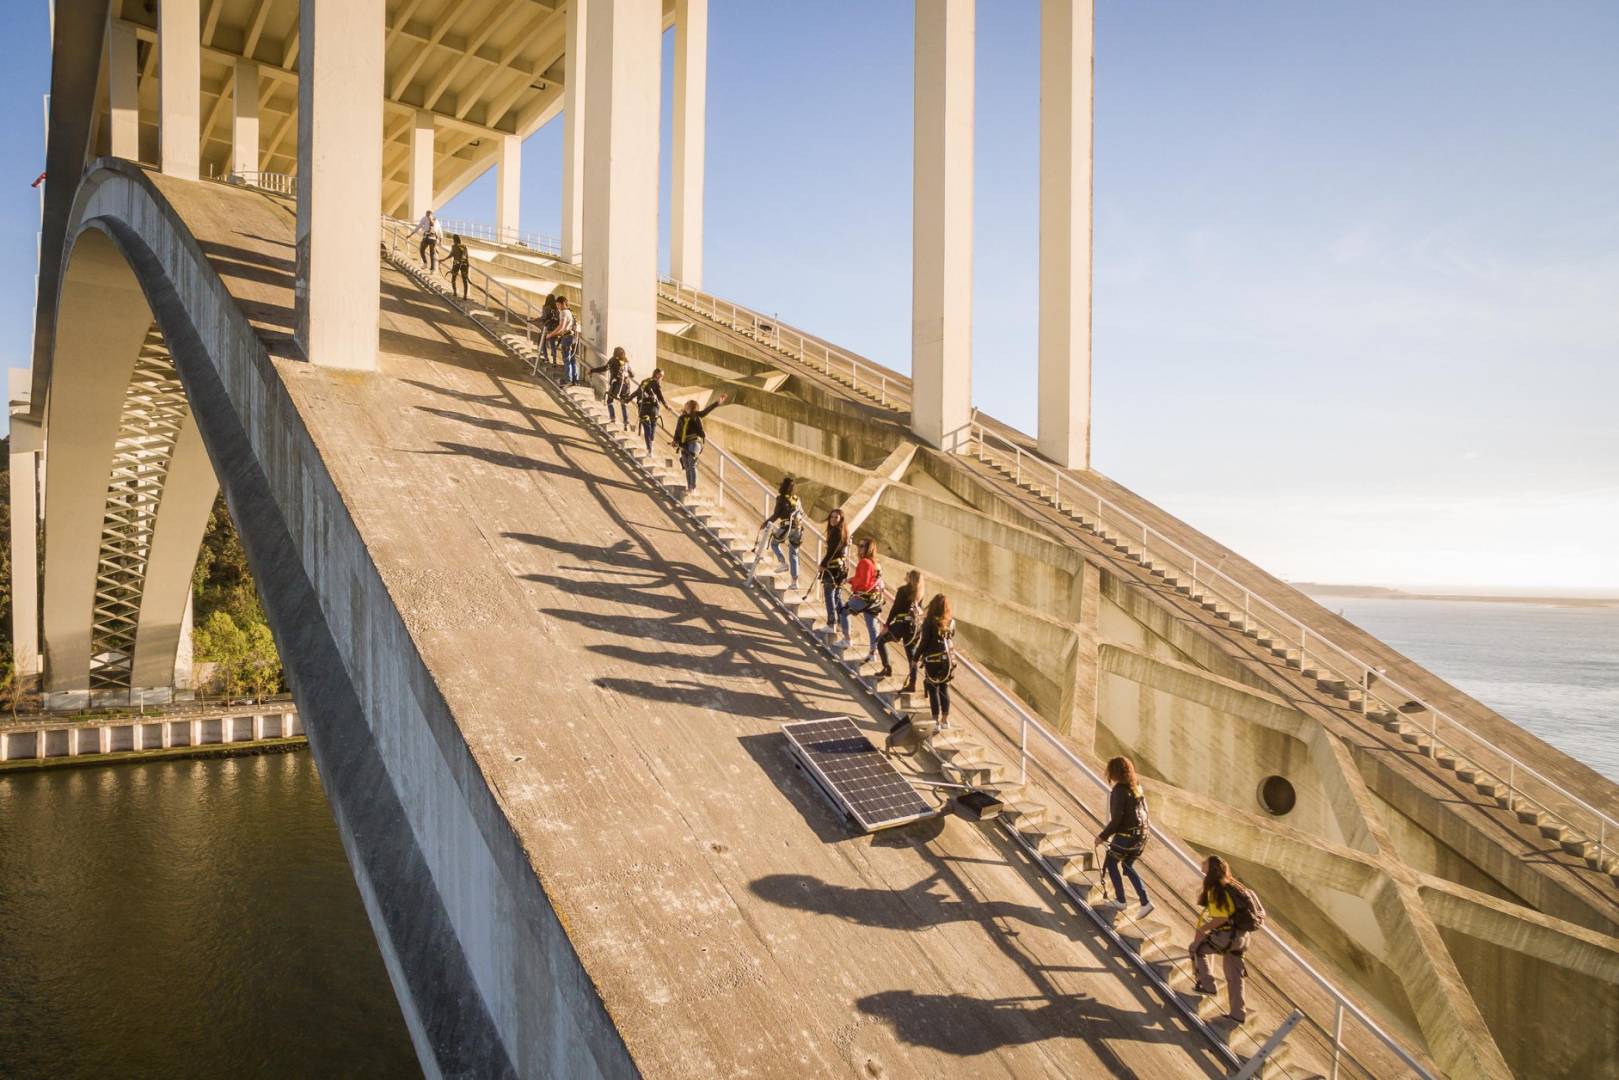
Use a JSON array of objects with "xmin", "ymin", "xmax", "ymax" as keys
[
  {"xmin": 2, "ymin": 598, "xmax": 1613, "ymax": 1077},
  {"xmin": 0, "ymin": 751, "xmax": 418, "ymax": 1079}
]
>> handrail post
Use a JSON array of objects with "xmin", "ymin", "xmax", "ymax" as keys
[
  {"xmin": 1019, "ymin": 718, "xmax": 1028, "ymax": 784},
  {"xmin": 1330, "ymin": 1002, "xmax": 1344, "ymax": 1080}
]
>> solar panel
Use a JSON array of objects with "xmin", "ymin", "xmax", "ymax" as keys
[{"xmin": 782, "ymin": 717, "xmax": 936, "ymax": 832}]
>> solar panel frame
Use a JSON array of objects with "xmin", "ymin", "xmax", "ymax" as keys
[{"xmin": 782, "ymin": 717, "xmax": 936, "ymax": 832}]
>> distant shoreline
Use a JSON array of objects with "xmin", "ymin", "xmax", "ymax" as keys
[{"xmin": 1294, "ymin": 584, "xmax": 1619, "ymax": 609}]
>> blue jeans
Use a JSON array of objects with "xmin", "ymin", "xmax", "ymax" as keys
[
  {"xmin": 1103, "ymin": 848, "xmax": 1149, "ymax": 906},
  {"xmin": 680, "ymin": 443, "xmax": 699, "ymax": 490},
  {"xmin": 607, "ymin": 397, "xmax": 619, "ymax": 424},
  {"xmin": 859, "ymin": 607, "xmax": 879, "ymax": 651},
  {"xmin": 823, "ymin": 579, "xmax": 849, "ymax": 639},
  {"xmin": 561, "ymin": 335, "xmax": 578, "ymax": 383},
  {"xmin": 640, "ymin": 417, "xmax": 656, "ymax": 454},
  {"xmin": 770, "ymin": 538, "xmax": 800, "ymax": 584}
]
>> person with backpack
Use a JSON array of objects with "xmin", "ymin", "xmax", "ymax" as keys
[
  {"xmin": 444, "ymin": 234, "xmax": 470, "ymax": 300},
  {"xmin": 671, "ymin": 394, "xmax": 730, "ymax": 492},
  {"xmin": 590, "ymin": 347, "xmax": 632, "ymax": 426},
  {"xmin": 1189, "ymin": 855, "xmax": 1263, "ymax": 1024},
  {"xmin": 918, "ymin": 594, "xmax": 957, "ymax": 729},
  {"xmin": 815, "ymin": 508, "xmax": 852, "ymax": 646},
  {"xmin": 406, "ymin": 209, "xmax": 439, "ymax": 270},
  {"xmin": 549, "ymin": 296, "xmax": 579, "ymax": 384},
  {"xmin": 1094, "ymin": 756, "xmax": 1154, "ymax": 919},
  {"xmin": 847, "ymin": 538, "xmax": 885, "ymax": 662},
  {"xmin": 632, "ymin": 369, "xmax": 670, "ymax": 455},
  {"xmin": 876, "ymin": 569, "xmax": 924, "ymax": 691},
  {"xmin": 536, "ymin": 295, "xmax": 560, "ymax": 365},
  {"xmin": 763, "ymin": 476, "xmax": 805, "ymax": 589}
]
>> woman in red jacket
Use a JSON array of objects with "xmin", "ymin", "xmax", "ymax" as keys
[{"xmin": 847, "ymin": 538, "xmax": 884, "ymax": 662}]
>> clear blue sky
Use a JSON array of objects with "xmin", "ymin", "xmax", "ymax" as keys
[{"xmin": 6, "ymin": 2, "xmax": 1616, "ymax": 589}]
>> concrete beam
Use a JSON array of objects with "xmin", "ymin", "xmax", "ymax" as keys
[
  {"xmin": 409, "ymin": 110, "xmax": 435, "ymax": 220},
  {"xmin": 160, "ymin": 0, "xmax": 201, "ymax": 180},
  {"xmin": 1097, "ymin": 642, "xmax": 1311, "ymax": 740},
  {"xmin": 108, "ymin": 16, "xmax": 140, "ymax": 161},
  {"xmin": 231, "ymin": 59, "xmax": 260, "ymax": 175},
  {"xmin": 839, "ymin": 444, "xmax": 915, "ymax": 534},
  {"xmin": 1037, "ymin": 0, "xmax": 1093, "ymax": 469},
  {"xmin": 295, "ymin": 0, "xmax": 384, "ymax": 370},
  {"xmin": 1418, "ymin": 872, "xmax": 1619, "ymax": 984},
  {"xmin": 582, "ymin": 0, "xmax": 661, "ymax": 371},
  {"xmin": 670, "ymin": 0, "xmax": 706, "ymax": 286},
  {"xmin": 561, "ymin": 0, "xmax": 586, "ymax": 263},
  {"xmin": 910, "ymin": 0, "xmax": 974, "ymax": 452},
  {"xmin": 496, "ymin": 133, "xmax": 522, "ymax": 240}
]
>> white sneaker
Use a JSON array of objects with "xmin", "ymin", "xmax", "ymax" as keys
[{"xmin": 1136, "ymin": 901, "xmax": 1155, "ymax": 919}]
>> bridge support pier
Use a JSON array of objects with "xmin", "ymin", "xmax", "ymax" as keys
[
  {"xmin": 496, "ymin": 133, "xmax": 521, "ymax": 242},
  {"xmin": 295, "ymin": 0, "xmax": 383, "ymax": 371},
  {"xmin": 159, "ymin": 0, "xmax": 200, "ymax": 181},
  {"xmin": 107, "ymin": 16, "xmax": 140, "ymax": 161},
  {"xmin": 1037, "ymin": 0, "xmax": 1094, "ymax": 471},
  {"xmin": 409, "ymin": 109, "xmax": 435, "ymax": 222},
  {"xmin": 670, "ymin": 0, "xmax": 708, "ymax": 287},
  {"xmin": 8, "ymin": 392, "xmax": 41, "ymax": 679},
  {"xmin": 561, "ymin": 0, "xmax": 588, "ymax": 265},
  {"xmin": 582, "ymin": 0, "xmax": 662, "ymax": 370},
  {"xmin": 911, "ymin": 0, "xmax": 975, "ymax": 452},
  {"xmin": 231, "ymin": 60, "xmax": 260, "ymax": 176}
]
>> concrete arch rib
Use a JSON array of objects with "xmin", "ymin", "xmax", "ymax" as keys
[{"xmin": 49, "ymin": 160, "xmax": 632, "ymax": 1079}]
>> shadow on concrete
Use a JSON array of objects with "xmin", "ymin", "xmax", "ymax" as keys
[
  {"xmin": 737, "ymin": 732, "xmax": 859, "ymax": 846},
  {"xmin": 749, "ymin": 871, "xmax": 1067, "ymax": 935},
  {"xmin": 423, "ymin": 441, "xmax": 640, "ymax": 494}
]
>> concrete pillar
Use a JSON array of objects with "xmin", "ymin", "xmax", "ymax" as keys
[
  {"xmin": 582, "ymin": 0, "xmax": 660, "ymax": 369},
  {"xmin": 107, "ymin": 16, "xmax": 140, "ymax": 160},
  {"xmin": 496, "ymin": 134, "xmax": 521, "ymax": 243},
  {"xmin": 911, "ymin": 0, "xmax": 975, "ymax": 451},
  {"xmin": 1037, "ymin": 0, "xmax": 1094, "ymax": 470},
  {"xmin": 295, "ymin": 0, "xmax": 384, "ymax": 371},
  {"xmin": 8, "ymin": 410, "xmax": 41, "ymax": 678},
  {"xmin": 231, "ymin": 59, "xmax": 260, "ymax": 176},
  {"xmin": 159, "ymin": 0, "xmax": 201, "ymax": 180},
  {"xmin": 408, "ymin": 109, "xmax": 435, "ymax": 221},
  {"xmin": 561, "ymin": 0, "xmax": 587, "ymax": 264},
  {"xmin": 670, "ymin": 0, "xmax": 707, "ymax": 286}
]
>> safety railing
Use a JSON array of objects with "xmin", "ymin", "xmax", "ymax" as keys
[
  {"xmin": 437, "ymin": 218, "xmax": 561, "ymax": 258},
  {"xmin": 225, "ymin": 170, "xmax": 297, "ymax": 196},
  {"xmin": 658, "ymin": 277, "xmax": 908, "ymax": 411},
  {"xmin": 966, "ymin": 420, "xmax": 1618, "ymax": 872},
  {"xmin": 384, "ymin": 229, "xmax": 1427, "ymax": 1077},
  {"xmin": 677, "ymin": 437, "xmax": 1428, "ymax": 1079}
]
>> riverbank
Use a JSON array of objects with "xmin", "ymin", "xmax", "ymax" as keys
[
  {"xmin": 1295, "ymin": 583, "xmax": 1619, "ymax": 609},
  {"xmin": 0, "ymin": 703, "xmax": 303, "ymax": 771}
]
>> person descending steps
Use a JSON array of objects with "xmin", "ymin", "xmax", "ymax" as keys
[
  {"xmin": 671, "ymin": 393, "xmax": 730, "ymax": 492},
  {"xmin": 444, "ymin": 234, "xmax": 470, "ymax": 300},
  {"xmin": 632, "ymin": 368, "xmax": 670, "ymax": 455},
  {"xmin": 1094, "ymin": 755, "xmax": 1154, "ymax": 920},
  {"xmin": 762, "ymin": 476, "xmax": 806, "ymax": 590},
  {"xmin": 406, "ymin": 208, "xmax": 439, "ymax": 270},
  {"xmin": 918, "ymin": 593, "xmax": 957, "ymax": 729},
  {"xmin": 549, "ymin": 297, "xmax": 579, "ymax": 384},
  {"xmin": 847, "ymin": 538, "xmax": 885, "ymax": 664},
  {"xmin": 590, "ymin": 347, "xmax": 634, "ymax": 428},
  {"xmin": 535, "ymin": 295, "xmax": 560, "ymax": 365},
  {"xmin": 813, "ymin": 508, "xmax": 852, "ymax": 647},
  {"xmin": 876, "ymin": 568, "xmax": 925, "ymax": 691}
]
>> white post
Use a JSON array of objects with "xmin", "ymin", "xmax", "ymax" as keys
[
  {"xmin": 160, "ymin": 0, "xmax": 201, "ymax": 180},
  {"xmin": 561, "ymin": 0, "xmax": 588, "ymax": 264},
  {"xmin": 1037, "ymin": 0, "xmax": 1094, "ymax": 470},
  {"xmin": 496, "ymin": 133, "xmax": 522, "ymax": 242},
  {"xmin": 230, "ymin": 59, "xmax": 260, "ymax": 177},
  {"xmin": 409, "ymin": 109, "xmax": 435, "ymax": 221},
  {"xmin": 911, "ymin": 0, "xmax": 974, "ymax": 451},
  {"xmin": 295, "ymin": 0, "xmax": 384, "ymax": 370},
  {"xmin": 582, "ymin": 0, "xmax": 661, "ymax": 370},
  {"xmin": 670, "ymin": 0, "xmax": 707, "ymax": 286},
  {"xmin": 107, "ymin": 16, "xmax": 140, "ymax": 161},
  {"xmin": 8, "ymin": 406, "xmax": 41, "ymax": 678}
]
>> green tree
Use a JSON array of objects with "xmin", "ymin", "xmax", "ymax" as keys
[
  {"xmin": 243, "ymin": 622, "xmax": 282, "ymax": 702},
  {"xmin": 195, "ymin": 609, "xmax": 249, "ymax": 699}
]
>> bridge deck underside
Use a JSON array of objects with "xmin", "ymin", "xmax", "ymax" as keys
[{"xmin": 167, "ymin": 179, "xmax": 1221, "ymax": 1077}]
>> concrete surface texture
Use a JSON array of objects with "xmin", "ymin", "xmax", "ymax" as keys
[{"xmin": 44, "ymin": 164, "xmax": 1252, "ymax": 1078}]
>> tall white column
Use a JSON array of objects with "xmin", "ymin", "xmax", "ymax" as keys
[
  {"xmin": 231, "ymin": 59, "xmax": 260, "ymax": 176},
  {"xmin": 159, "ymin": 0, "xmax": 201, "ymax": 180},
  {"xmin": 496, "ymin": 134, "xmax": 522, "ymax": 242},
  {"xmin": 911, "ymin": 0, "xmax": 975, "ymax": 451},
  {"xmin": 670, "ymin": 0, "xmax": 707, "ymax": 286},
  {"xmin": 582, "ymin": 0, "xmax": 660, "ymax": 370},
  {"xmin": 8, "ymin": 409, "xmax": 41, "ymax": 678},
  {"xmin": 561, "ymin": 0, "xmax": 588, "ymax": 264},
  {"xmin": 1038, "ymin": 0, "xmax": 1094, "ymax": 469},
  {"xmin": 295, "ymin": 0, "xmax": 384, "ymax": 371},
  {"xmin": 107, "ymin": 17, "xmax": 140, "ymax": 160},
  {"xmin": 409, "ymin": 109, "xmax": 435, "ymax": 221}
]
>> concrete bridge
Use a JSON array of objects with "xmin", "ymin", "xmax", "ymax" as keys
[{"xmin": 12, "ymin": 3, "xmax": 1619, "ymax": 1077}]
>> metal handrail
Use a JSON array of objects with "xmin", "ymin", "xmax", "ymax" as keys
[
  {"xmin": 437, "ymin": 217, "xmax": 561, "ymax": 258},
  {"xmin": 226, "ymin": 170, "xmax": 296, "ymax": 196},
  {"xmin": 964, "ymin": 421, "xmax": 1617, "ymax": 869},
  {"xmin": 386, "ymin": 226, "xmax": 1425, "ymax": 1076}
]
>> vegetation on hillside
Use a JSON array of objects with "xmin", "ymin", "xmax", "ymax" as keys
[{"xmin": 191, "ymin": 495, "xmax": 283, "ymax": 699}]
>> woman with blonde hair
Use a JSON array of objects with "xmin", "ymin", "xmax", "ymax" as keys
[{"xmin": 1095, "ymin": 755, "xmax": 1153, "ymax": 919}]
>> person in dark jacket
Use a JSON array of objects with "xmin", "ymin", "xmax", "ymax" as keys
[
  {"xmin": 590, "ymin": 347, "xmax": 632, "ymax": 426},
  {"xmin": 918, "ymin": 594, "xmax": 956, "ymax": 729},
  {"xmin": 632, "ymin": 369, "xmax": 670, "ymax": 455},
  {"xmin": 671, "ymin": 394, "xmax": 729, "ymax": 491},
  {"xmin": 1095, "ymin": 755, "xmax": 1153, "ymax": 918},
  {"xmin": 817, "ymin": 508, "xmax": 851, "ymax": 645},
  {"xmin": 763, "ymin": 476, "xmax": 805, "ymax": 589},
  {"xmin": 445, "ymin": 234, "xmax": 470, "ymax": 299},
  {"xmin": 876, "ymin": 568, "xmax": 924, "ymax": 690},
  {"xmin": 536, "ymin": 295, "xmax": 560, "ymax": 365}
]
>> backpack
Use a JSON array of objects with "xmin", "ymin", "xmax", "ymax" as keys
[{"xmin": 1232, "ymin": 884, "xmax": 1267, "ymax": 934}]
